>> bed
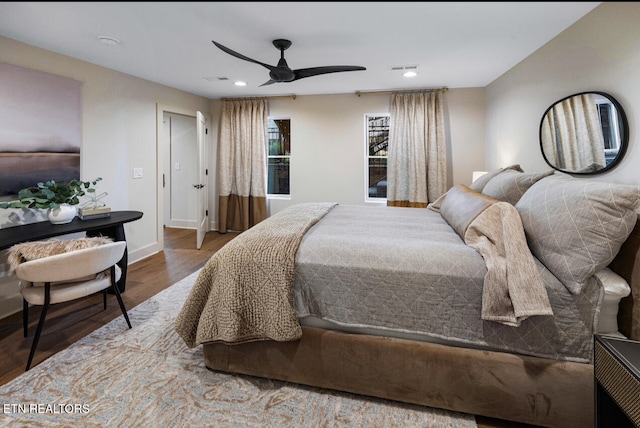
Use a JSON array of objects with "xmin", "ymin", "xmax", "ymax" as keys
[{"xmin": 175, "ymin": 169, "xmax": 640, "ymax": 428}]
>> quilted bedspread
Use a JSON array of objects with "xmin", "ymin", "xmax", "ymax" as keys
[
  {"xmin": 176, "ymin": 203, "xmax": 602, "ymax": 363},
  {"xmin": 294, "ymin": 205, "xmax": 602, "ymax": 363}
]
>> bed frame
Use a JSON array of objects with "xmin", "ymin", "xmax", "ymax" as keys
[{"xmin": 203, "ymin": 214, "xmax": 640, "ymax": 428}]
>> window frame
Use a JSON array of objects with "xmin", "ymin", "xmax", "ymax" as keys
[
  {"xmin": 266, "ymin": 116, "xmax": 291, "ymax": 199},
  {"xmin": 364, "ymin": 113, "xmax": 390, "ymax": 203},
  {"xmin": 595, "ymin": 99, "xmax": 621, "ymax": 156}
]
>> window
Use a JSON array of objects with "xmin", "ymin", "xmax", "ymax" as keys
[
  {"xmin": 596, "ymin": 98, "xmax": 621, "ymax": 159},
  {"xmin": 267, "ymin": 118, "xmax": 290, "ymax": 196},
  {"xmin": 365, "ymin": 114, "xmax": 389, "ymax": 201}
]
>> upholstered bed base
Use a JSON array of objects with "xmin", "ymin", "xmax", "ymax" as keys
[
  {"xmin": 203, "ymin": 215, "xmax": 640, "ymax": 428},
  {"xmin": 205, "ymin": 327, "xmax": 593, "ymax": 427}
]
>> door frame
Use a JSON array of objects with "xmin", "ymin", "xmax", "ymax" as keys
[{"xmin": 156, "ymin": 104, "xmax": 210, "ymax": 250}]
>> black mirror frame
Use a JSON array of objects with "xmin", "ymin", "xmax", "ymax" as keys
[{"xmin": 539, "ymin": 91, "xmax": 629, "ymax": 175}]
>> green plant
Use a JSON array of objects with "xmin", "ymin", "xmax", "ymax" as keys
[{"xmin": 0, "ymin": 178, "xmax": 102, "ymax": 210}]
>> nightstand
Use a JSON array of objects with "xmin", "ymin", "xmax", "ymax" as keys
[{"xmin": 594, "ymin": 334, "xmax": 640, "ymax": 427}]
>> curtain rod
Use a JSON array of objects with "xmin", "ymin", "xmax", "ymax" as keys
[
  {"xmin": 355, "ymin": 88, "xmax": 448, "ymax": 97},
  {"xmin": 220, "ymin": 94, "xmax": 297, "ymax": 101}
]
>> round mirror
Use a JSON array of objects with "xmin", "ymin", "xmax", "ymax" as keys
[{"xmin": 539, "ymin": 91, "xmax": 628, "ymax": 174}]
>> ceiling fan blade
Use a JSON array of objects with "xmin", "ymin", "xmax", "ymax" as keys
[
  {"xmin": 212, "ymin": 40, "xmax": 275, "ymax": 71},
  {"xmin": 214, "ymin": 38, "xmax": 365, "ymax": 85},
  {"xmin": 293, "ymin": 66, "xmax": 366, "ymax": 81}
]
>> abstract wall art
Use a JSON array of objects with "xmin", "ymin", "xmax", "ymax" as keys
[{"xmin": 0, "ymin": 62, "xmax": 81, "ymax": 196}]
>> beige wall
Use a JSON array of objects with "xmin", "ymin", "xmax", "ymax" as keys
[
  {"xmin": 265, "ymin": 89, "xmax": 486, "ymax": 215},
  {"xmin": 486, "ymin": 2, "xmax": 640, "ymax": 191}
]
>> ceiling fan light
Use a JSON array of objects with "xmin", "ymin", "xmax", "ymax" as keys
[{"xmin": 234, "ymin": 81, "xmax": 247, "ymax": 86}]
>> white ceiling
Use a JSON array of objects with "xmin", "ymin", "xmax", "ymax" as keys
[{"xmin": 0, "ymin": 2, "xmax": 601, "ymax": 99}]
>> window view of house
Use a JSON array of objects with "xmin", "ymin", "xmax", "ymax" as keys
[
  {"xmin": 267, "ymin": 118, "xmax": 290, "ymax": 196},
  {"xmin": 366, "ymin": 114, "xmax": 389, "ymax": 200},
  {"xmin": 596, "ymin": 98, "xmax": 621, "ymax": 162}
]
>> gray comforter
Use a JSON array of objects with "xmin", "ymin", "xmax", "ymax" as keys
[{"xmin": 293, "ymin": 205, "xmax": 602, "ymax": 363}]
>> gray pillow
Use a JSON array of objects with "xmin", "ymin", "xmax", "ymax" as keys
[
  {"xmin": 469, "ymin": 164, "xmax": 523, "ymax": 192},
  {"xmin": 482, "ymin": 169, "xmax": 554, "ymax": 205},
  {"xmin": 439, "ymin": 184, "xmax": 498, "ymax": 238},
  {"xmin": 515, "ymin": 174, "xmax": 640, "ymax": 294}
]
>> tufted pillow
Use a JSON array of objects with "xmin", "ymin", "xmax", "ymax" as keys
[
  {"xmin": 515, "ymin": 174, "xmax": 640, "ymax": 294},
  {"xmin": 8, "ymin": 236, "xmax": 114, "ymax": 274},
  {"xmin": 482, "ymin": 169, "xmax": 554, "ymax": 205},
  {"xmin": 439, "ymin": 184, "xmax": 499, "ymax": 238},
  {"xmin": 469, "ymin": 164, "xmax": 523, "ymax": 192}
]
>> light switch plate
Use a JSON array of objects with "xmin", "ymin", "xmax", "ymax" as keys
[{"xmin": 133, "ymin": 168, "xmax": 143, "ymax": 179}]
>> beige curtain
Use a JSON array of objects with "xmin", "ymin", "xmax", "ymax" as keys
[
  {"xmin": 217, "ymin": 99, "xmax": 268, "ymax": 233},
  {"xmin": 540, "ymin": 94, "xmax": 605, "ymax": 171},
  {"xmin": 387, "ymin": 91, "xmax": 447, "ymax": 207}
]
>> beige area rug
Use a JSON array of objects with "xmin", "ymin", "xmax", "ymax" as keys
[{"xmin": 0, "ymin": 270, "xmax": 478, "ymax": 428}]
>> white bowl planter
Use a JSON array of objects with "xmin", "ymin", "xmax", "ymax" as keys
[{"xmin": 47, "ymin": 204, "xmax": 77, "ymax": 224}]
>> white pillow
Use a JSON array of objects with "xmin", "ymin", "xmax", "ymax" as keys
[{"xmin": 595, "ymin": 268, "xmax": 631, "ymax": 334}]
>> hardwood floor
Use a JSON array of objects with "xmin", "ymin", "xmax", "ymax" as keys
[{"xmin": 0, "ymin": 227, "xmax": 538, "ymax": 427}]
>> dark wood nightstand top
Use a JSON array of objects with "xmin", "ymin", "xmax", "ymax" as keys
[{"xmin": 596, "ymin": 335, "xmax": 640, "ymax": 379}]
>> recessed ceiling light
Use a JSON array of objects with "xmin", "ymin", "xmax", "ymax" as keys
[
  {"xmin": 234, "ymin": 81, "xmax": 247, "ymax": 86},
  {"xmin": 98, "ymin": 36, "xmax": 120, "ymax": 46},
  {"xmin": 391, "ymin": 65, "xmax": 419, "ymax": 78}
]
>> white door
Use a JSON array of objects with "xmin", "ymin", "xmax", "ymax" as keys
[{"xmin": 195, "ymin": 111, "xmax": 208, "ymax": 249}]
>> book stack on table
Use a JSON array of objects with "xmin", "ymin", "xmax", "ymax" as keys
[{"xmin": 78, "ymin": 206, "xmax": 111, "ymax": 220}]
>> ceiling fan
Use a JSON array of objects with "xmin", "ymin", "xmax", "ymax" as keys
[{"xmin": 212, "ymin": 39, "xmax": 366, "ymax": 87}]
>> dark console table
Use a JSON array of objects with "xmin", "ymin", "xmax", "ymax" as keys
[{"xmin": 0, "ymin": 211, "xmax": 143, "ymax": 292}]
